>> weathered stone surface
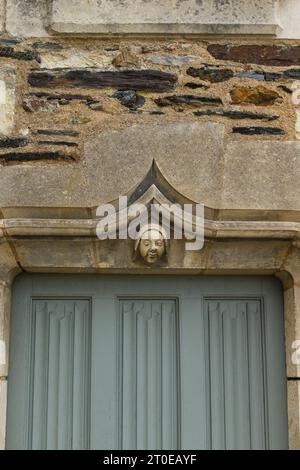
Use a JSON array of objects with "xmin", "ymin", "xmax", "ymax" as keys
[
  {"xmin": 50, "ymin": 0, "xmax": 279, "ymax": 35},
  {"xmin": 235, "ymin": 70, "xmax": 282, "ymax": 81},
  {"xmin": 230, "ymin": 85, "xmax": 281, "ymax": 106},
  {"xmin": 278, "ymin": 0, "xmax": 300, "ymax": 40},
  {"xmin": 0, "ymin": 122, "xmax": 225, "ymax": 208},
  {"xmin": 235, "ymin": 69, "xmax": 300, "ymax": 81},
  {"xmin": 187, "ymin": 66, "xmax": 234, "ymax": 83},
  {"xmin": 234, "ymin": 71, "xmax": 265, "ymax": 81},
  {"xmin": 37, "ymin": 129, "xmax": 79, "ymax": 137},
  {"xmin": 6, "ymin": 0, "xmax": 49, "ymax": 37},
  {"xmin": 222, "ymin": 141, "xmax": 300, "ymax": 210},
  {"xmin": 283, "ymin": 69, "xmax": 300, "ymax": 80},
  {"xmin": 40, "ymin": 49, "xmax": 113, "ymax": 69},
  {"xmin": 185, "ymin": 82, "xmax": 209, "ymax": 90},
  {"xmin": 112, "ymin": 90, "xmax": 145, "ymax": 110},
  {"xmin": 0, "ymin": 66, "xmax": 16, "ymax": 137},
  {"xmin": 0, "ymin": 137, "xmax": 27, "ymax": 148},
  {"xmin": 37, "ymin": 141, "xmax": 79, "ymax": 148},
  {"xmin": 194, "ymin": 109, "xmax": 278, "ymax": 121},
  {"xmin": 155, "ymin": 95, "xmax": 222, "ymax": 107},
  {"xmin": 232, "ymin": 126, "xmax": 285, "ymax": 135},
  {"xmin": 112, "ymin": 49, "xmax": 140, "ymax": 68},
  {"xmin": 296, "ymin": 110, "xmax": 300, "ymax": 140},
  {"xmin": 0, "ymin": 152, "xmax": 75, "ymax": 163},
  {"xmin": 24, "ymin": 92, "xmax": 100, "ymax": 111},
  {"xmin": 28, "ymin": 69, "xmax": 177, "ymax": 92},
  {"xmin": 208, "ymin": 44, "xmax": 300, "ymax": 67},
  {"xmin": 0, "ymin": 46, "xmax": 40, "ymax": 63},
  {"xmin": 278, "ymin": 85, "xmax": 293, "ymax": 94},
  {"xmin": 147, "ymin": 55, "xmax": 197, "ymax": 67},
  {"xmin": 23, "ymin": 96, "xmax": 59, "ymax": 113},
  {"xmin": 287, "ymin": 381, "xmax": 300, "ymax": 450},
  {"xmin": 32, "ymin": 42, "xmax": 63, "ymax": 51},
  {"xmin": 0, "ymin": 1, "xmax": 5, "ymax": 33}
]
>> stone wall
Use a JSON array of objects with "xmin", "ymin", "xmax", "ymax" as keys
[{"xmin": 0, "ymin": 38, "xmax": 299, "ymax": 165}]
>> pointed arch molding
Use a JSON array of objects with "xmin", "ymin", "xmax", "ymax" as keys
[{"xmin": 1, "ymin": 159, "xmax": 300, "ymax": 241}]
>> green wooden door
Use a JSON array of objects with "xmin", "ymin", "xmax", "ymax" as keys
[{"xmin": 6, "ymin": 275, "xmax": 288, "ymax": 450}]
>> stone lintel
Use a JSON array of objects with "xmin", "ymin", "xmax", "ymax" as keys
[{"xmin": 49, "ymin": 0, "xmax": 280, "ymax": 36}]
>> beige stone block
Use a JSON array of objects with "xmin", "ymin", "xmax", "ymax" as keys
[
  {"xmin": 0, "ymin": 379, "xmax": 7, "ymax": 450},
  {"xmin": 0, "ymin": 281, "xmax": 12, "ymax": 378},
  {"xmin": 6, "ymin": 0, "xmax": 48, "ymax": 37},
  {"xmin": 296, "ymin": 109, "xmax": 300, "ymax": 140},
  {"xmin": 284, "ymin": 286, "xmax": 300, "ymax": 379},
  {"xmin": 205, "ymin": 239, "xmax": 287, "ymax": 272},
  {"xmin": 288, "ymin": 381, "xmax": 300, "ymax": 450},
  {"xmin": 0, "ymin": 66, "xmax": 16, "ymax": 137},
  {"xmin": 278, "ymin": 0, "xmax": 300, "ymax": 39},
  {"xmin": 40, "ymin": 49, "xmax": 114, "ymax": 69},
  {"xmin": 85, "ymin": 121, "xmax": 225, "ymax": 208},
  {"xmin": 50, "ymin": 0, "xmax": 279, "ymax": 35},
  {"xmin": 0, "ymin": 0, "xmax": 5, "ymax": 33},
  {"xmin": 222, "ymin": 141, "xmax": 300, "ymax": 211},
  {"xmin": 12, "ymin": 238, "xmax": 98, "ymax": 271},
  {"xmin": 0, "ymin": 122, "xmax": 225, "ymax": 209}
]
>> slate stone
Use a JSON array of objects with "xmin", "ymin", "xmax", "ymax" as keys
[
  {"xmin": 148, "ymin": 111, "xmax": 165, "ymax": 115},
  {"xmin": 194, "ymin": 109, "xmax": 279, "ymax": 121},
  {"xmin": 37, "ymin": 129, "xmax": 80, "ymax": 137},
  {"xmin": 187, "ymin": 66, "xmax": 234, "ymax": 83},
  {"xmin": 0, "ymin": 46, "xmax": 40, "ymax": 62},
  {"xmin": 155, "ymin": 95, "xmax": 223, "ymax": 107},
  {"xmin": 0, "ymin": 152, "xmax": 75, "ymax": 162},
  {"xmin": 263, "ymin": 72, "xmax": 283, "ymax": 81},
  {"xmin": 25, "ymin": 92, "xmax": 100, "ymax": 110},
  {"xmin": 32, "ymin": 42, "xmax": 63, "ymax": 50},
  {"xmin": 232, "ymin": 127, "xmax": 285, "ymax": 135},
  {"xmin": 235, "ymin": 70, "xmax": 282, "ymax": 81},
  {"xmin": 28, "ymin": 69, "xmax": 177, "ymax": 92},
  {"xmin": 38, "ymin": 141, "xmax": 79, "ymax": 147},
  {"xmin": 112, "ymin": 90, "xmax": 145, "ymax": 109},
  {"xmin": 208, "ymin": 44, "xmax": 300, "ymax": 67},
  {"xmin": 0, "ymin": 137, "xmax": 28, "ymax": 148},
  {"xmin": 283, "ymin": 69, "xmax": 300, "ymax": 79},
  {"xmin": 277, "ymin": 85, "xmax": 293, "ymax": 94},
  {"xmin": 0, "ymin": 39, "xmax": 21, "ymax": 46},
  {"xmin": 185, "ymin": 82, "xmax": 209, "ymax": 89},
  {"xmin": 29, "ymin": 91, "xmax": 96, "ymax": 103},
  {"xmin": 234, "ymin": 71, "xmax": 266, "ymax": 81}
]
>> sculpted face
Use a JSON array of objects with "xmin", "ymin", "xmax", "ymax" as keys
[{"xmin": 139, "ymin": 228, "xmax": 166, "ymax": 264}]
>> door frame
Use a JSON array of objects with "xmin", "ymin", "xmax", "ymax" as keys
[
  {"xmin": 0, "ymin": 236, "xmax": 300, "ymax": 448},
  {"xmin": 5, "ymin": 274, "xmax": 289, "ymax": 450}
]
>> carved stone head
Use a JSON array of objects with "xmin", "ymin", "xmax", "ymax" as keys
[{"xmin": 134, "ymin": 224, "xmax": 168, "ymax": 265}]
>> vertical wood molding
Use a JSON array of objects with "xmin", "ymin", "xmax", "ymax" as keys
[
  {"xmin": 206, "ymin": 299, "xmax": 267, "ymax": 450},
  {"xmin": 119, "ymin": 300, "xmax": 179, "ymax": 450},
  {"xmin": 28, "ymin": 299, "xmax": 91, "ymax": 450}
]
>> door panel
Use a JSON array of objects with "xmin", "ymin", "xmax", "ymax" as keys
[
  {"xmin": 6, "ymin": 275, "xmax": 289, "ymax": 450},
  {"xmin": 118, "ymin": 300, "xmax": 179, "ymax": 450},
  {"xmin": 206, "ymin": 300, "xmax": 266, "ymax": 450}
]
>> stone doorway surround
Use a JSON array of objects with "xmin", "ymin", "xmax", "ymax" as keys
[
  {"xmin": 1, "ymin": 121, "xmax": 300, "ymax": 449},
  {"xmin": 0, "ymin": 213, "xmax": 300, "ymax": 449}
]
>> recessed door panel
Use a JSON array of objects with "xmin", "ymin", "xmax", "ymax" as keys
[{"xmin": 6, "ymin": 275, "xmax": 289, "ymax": 450}]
